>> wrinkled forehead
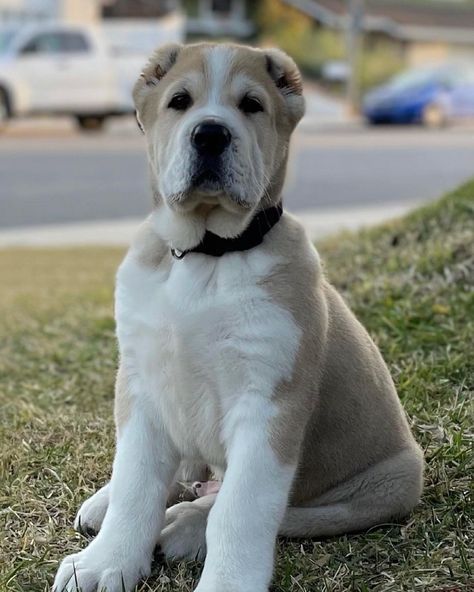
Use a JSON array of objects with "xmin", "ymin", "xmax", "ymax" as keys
[{"xmin": 164, "ymin": 45, "xmax": 273, "ymax": 102}]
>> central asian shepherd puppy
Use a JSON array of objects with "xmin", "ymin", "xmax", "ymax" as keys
[{"xmin": 53, "ymin": 43, "xmax": 423, "ymax": 592}]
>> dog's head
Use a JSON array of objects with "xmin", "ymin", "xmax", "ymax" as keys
[{"xmin": 134, "ymin": 43, "xmax": 304, "ymax": 247}]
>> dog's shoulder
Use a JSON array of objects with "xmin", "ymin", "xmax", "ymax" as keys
[
  {"xmin": 127, "ymin": 216, "xmax": 170, "ymax": 270},
  {"xmin": 265, "ymin": 212, "xmax": 322, "ymax": 273},
  {"xmin": 117, "ymin": 216, "xmax": 172, "ymax": 286},
  {"xmin": 259, "ymin": 212, "xmax": 325, "ymax": 320},
  {"xmin": 115, "ymin": 216, "xmax": 172, "ymax": 310},
  {"xmin": 265, "ymin": 210, "xmax": 326, "ymax": 294}
]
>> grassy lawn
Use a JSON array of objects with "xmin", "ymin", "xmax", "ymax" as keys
[{"xmin": 1, "ymin": 182, "xmax": 473, "ymax": 592}]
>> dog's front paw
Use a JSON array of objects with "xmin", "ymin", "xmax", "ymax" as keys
[
  {"xmin": 53, "ymin": 539, "xmax": 150, "ymax": 592},
  {"xmin": 160, "ymin": 501, "xmax": 207, "ymax": 561},
  {"xmin": 74, "ymin": 484, "xmax": 110, "ymax": 536}
]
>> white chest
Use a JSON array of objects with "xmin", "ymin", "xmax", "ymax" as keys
[{"xmin": 115, "ymin": 250, "xmax": 300, "ymax": 466}]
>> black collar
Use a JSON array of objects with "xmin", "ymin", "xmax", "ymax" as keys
[{"xmin": 171, "ymin": 202, "xmax": 283, "ymax": 259}]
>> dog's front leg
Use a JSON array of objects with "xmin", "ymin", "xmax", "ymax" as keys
[
  {"xmin": 53, "ymin": 405, "xmax": 179, "ymax": 592},
  {"xmin": 195, "ymin": 398, "xmax": 297, "ymax": 592}
]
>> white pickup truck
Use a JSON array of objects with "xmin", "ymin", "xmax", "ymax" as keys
[{"xmin": 0, "ymin": 15, "xmax": 184, "ymax": 130}]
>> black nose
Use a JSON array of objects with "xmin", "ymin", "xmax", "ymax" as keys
[{"xmin": 191, "ymin": 122, "xmax": 231, "ymax": 157}]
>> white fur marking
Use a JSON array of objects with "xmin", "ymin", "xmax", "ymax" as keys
[{"xmin": 205, "ymin": 46, "xmax": 236, "ymax": 106}]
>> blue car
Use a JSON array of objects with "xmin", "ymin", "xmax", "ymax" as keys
[{"xmin": 363, "ymin": 64, "xmax": 474, "ymax": 127}]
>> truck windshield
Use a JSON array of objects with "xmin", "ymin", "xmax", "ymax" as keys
[{"xmin": 0, "ymin": 29, "xmax": 16, "ymax": 53}]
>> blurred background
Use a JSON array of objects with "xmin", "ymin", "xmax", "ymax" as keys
[{"xmin": 1, "ymin": 0, "xmax": 474, "ymax": 245}]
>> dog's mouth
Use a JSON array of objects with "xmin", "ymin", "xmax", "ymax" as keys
[
  {"xmin": 191, "ymin": 167, "xmax": 223, "ymax": 193},
  {"xmin": 169, "ymin": 162, "xmax": 253, "ymax": 213}
]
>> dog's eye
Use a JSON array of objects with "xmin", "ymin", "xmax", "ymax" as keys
[
  {"xmin": 239, "ymin": 96, "xmax": 264, "ymax": 114},
  {"xmin": 168, "ymin": 92, "xmax": 192, "ymax": 111}
]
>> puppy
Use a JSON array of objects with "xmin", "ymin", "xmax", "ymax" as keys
[{"xmin": 53, "ymin": 43, "xmax": 423, "ymax": 592}]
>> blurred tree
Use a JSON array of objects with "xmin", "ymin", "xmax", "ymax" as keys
[
  {"xmin": 257, "ymin": 0, "xmax": 405, "ymax": 95},
  {"xmin": 257, "ymin": 0, "xmax": 345, "ymax": 78}
]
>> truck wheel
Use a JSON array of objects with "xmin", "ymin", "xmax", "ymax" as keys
[
  {"xmin": 0, "ymin": 88, "xmax": 11, "ymax": 132},
  {"xmin": 422, "ymin": 103, "xmax": 447, "ymax": 128},
  {"xmin": 76, "ymin": 115, "xmax": 106, "ymax": 131}
]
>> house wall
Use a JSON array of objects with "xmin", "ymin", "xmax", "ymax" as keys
[
  {"xmin": 365, "ymin": 31, "xmax": 474, "ymax": 69},
  {"xmin": 407, "ymin": 41, "xmax": 474, "ymax": 66},
  {"xmin": 60, "ymin": 0, "xmax": 100, "ymax": 24}
]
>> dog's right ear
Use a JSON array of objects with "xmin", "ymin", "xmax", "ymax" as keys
[{"xmin": 133, "ymin": 43, "xmax": 182, "ymax": 122}]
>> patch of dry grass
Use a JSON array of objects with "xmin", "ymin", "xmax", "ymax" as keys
[{"xmin": 1, "ymin": 182, "xmax": 473, "ymax": 591}]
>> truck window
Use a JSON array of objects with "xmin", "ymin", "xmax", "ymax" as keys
[
  {"xmin": 21, "ymin": 33, "xmax": 62, "ymax": 54},
  {"xmin": 59, "ymin": 32, "xmax": 90, "ymax": 53},
  {"xmin": 20, "ymin": 31, "xmax": 89, "ymax": 55}
]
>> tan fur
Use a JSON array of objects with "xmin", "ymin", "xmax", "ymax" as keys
[
  {"xmin": 290, "ymin": 280, "xmax": 421, "ymax": 504},
  {"xmin": 258, "ymin": 214, "xmax": 327, "ymax": 465},
  {"xmin": 259, "ymin": 213, "xmax": 423, "ymax": 504}
]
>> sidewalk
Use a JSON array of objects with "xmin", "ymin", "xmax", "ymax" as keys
[
  {"xmin": 300, "ymin": 82, "xmax": 354, "ymax": 130},
  {"xmin": 0, "ymin": 200, "xmax": 421, "ymax": 248}
]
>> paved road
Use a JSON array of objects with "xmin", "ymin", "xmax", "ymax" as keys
[{"xmin": 1, "ymin": 123, "xmax": 474, "ymax": 228}]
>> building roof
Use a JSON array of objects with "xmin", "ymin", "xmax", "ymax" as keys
[{"xmin": 283, "ymin": 0, "xmax": 474, "ymax": 44}]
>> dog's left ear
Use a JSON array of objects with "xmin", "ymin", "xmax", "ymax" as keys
[{"xmin": 265, "ymin": 48, "xmax": 305, "ymax": 126}]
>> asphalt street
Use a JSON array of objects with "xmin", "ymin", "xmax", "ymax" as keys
[{"xmin": 1, "ymin": 122, "xmax": 474, "ymax": 229}]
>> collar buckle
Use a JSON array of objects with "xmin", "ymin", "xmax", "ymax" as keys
[{"xmin": 171, "ymin": 248, "xmax": 186, "ymax": 260}]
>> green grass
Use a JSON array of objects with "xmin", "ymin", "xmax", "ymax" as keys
[{"xmin": 1, "ymin": 181, "xmax": 473, "ymax": 592}]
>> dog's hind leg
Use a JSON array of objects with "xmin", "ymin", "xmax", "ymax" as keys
[
  {"xmin": 156, "ymin": 449, "xmax": 423, "ymax": 562},
  {"xmin": 280, "ymin": 447, "xmax": 423, "ymax": 538},
  {"xmin": 160, "ymin": 493, "xmax": 217, "ymax": 561},
  {"xmin": 74, "ymin": 461, "xmax": 209, "ymax": 538}
]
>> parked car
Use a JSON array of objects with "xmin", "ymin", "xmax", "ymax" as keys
[
  {"xmin": 363, "ymin": 64, "xmax": 474, "ymax": 127},
  {"xmin": 0, "ymin": 15, "xmax": 184, "ymax": 131}
]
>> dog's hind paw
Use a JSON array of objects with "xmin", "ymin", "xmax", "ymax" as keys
[{"xmin": 159, "ymin": 501, "xmax": 207, "ymax": 561}]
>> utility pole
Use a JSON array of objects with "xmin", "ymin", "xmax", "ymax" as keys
[{"xmin": 346, "ymin": 0, "xmax": 364, "ymax": 114}]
